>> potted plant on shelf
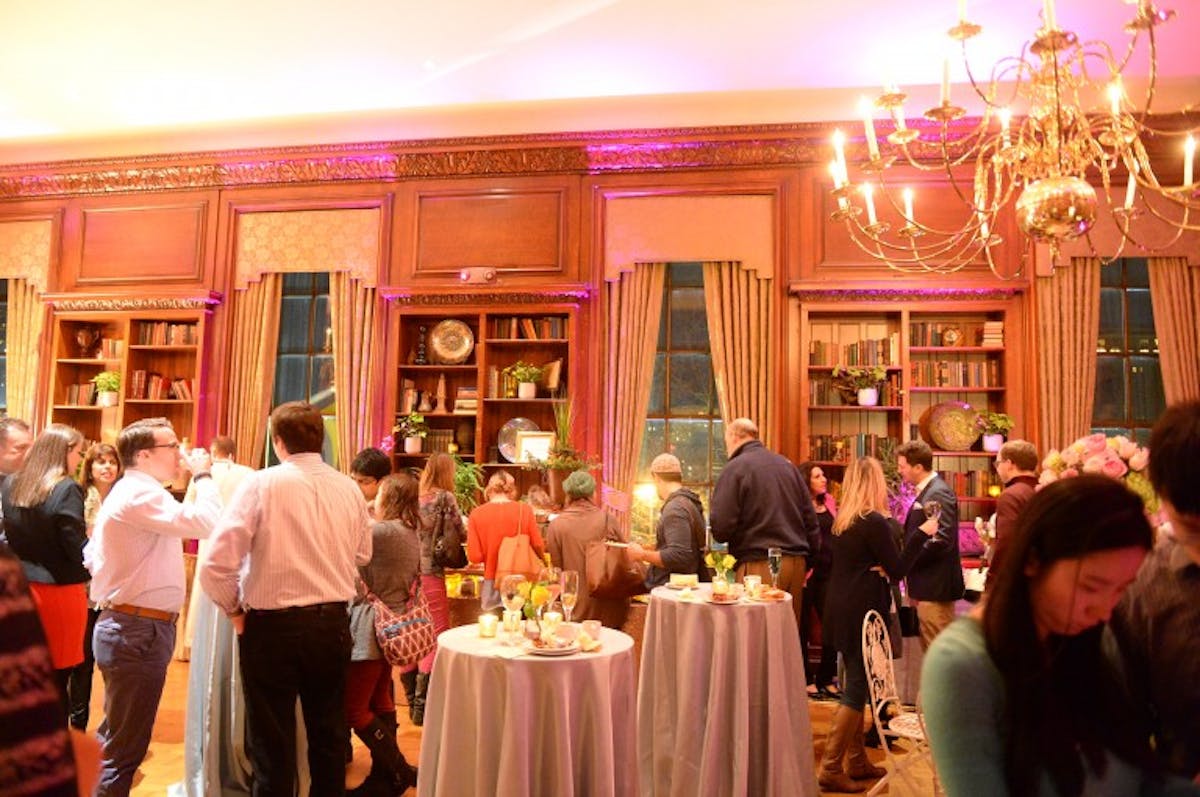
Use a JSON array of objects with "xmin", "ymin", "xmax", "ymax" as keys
[
  {"xmin": 394, "ymin": 412, "xmax": 429, "ymax": 454},
  {"xmin": 975, "ymin": 411, "xmax": 1014, "ymax": 452},
  {"xmin": 831, "ymin": 365, "xmax": 888, "ymax": 407},
  {"xmin": 528, "ymin": 394, "xmax": 598, "ymax": 504},
  {"xmin": 92, "ymin": 370, "xmax": 121, "ymax": 407},
  {"xmin": 504, "ymin": 361, "xmax": 544, "ymax": 399},
  {"xmin": 453, "ymin": 454, "xmax": 485, "ymax": 514}
]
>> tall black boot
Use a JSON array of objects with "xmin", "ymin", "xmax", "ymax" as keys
[
  {"xmin": 410, "ymin": 673, "xmax": 430, "ymax": 727},
  {"xmin": 362, "ymin": 711, "xmax": 401, "ymax": 782},
  {"xmin": 398, "ymin": 670, "xmax": 417, "ymax": 713},
  {"xmin": 349, "ymin": 717, "xmax": 417, "ymax": 796}
]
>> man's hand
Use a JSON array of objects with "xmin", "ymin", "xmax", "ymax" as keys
[
  {"xmin": 627, "ymin": 541, "xmax": 645, "ymax": 563},
  {"xmin": 185, "ymin": 446, "xmax": 213, "ymax": 476},
  {"xmin": 919, "ymin": 516, "xmax": 939, "ymax": 537}
]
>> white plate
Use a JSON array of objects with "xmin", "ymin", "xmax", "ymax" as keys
[
  {"xmin": 526, "ymin": 642, "xmax": 580, "ymax": 657},
  {"xmin": 705, "ymin": 595, "xmax": 741, "ymax": 606},
  {"xmin": 498, "ymin": 417, "xmax": 539, "ymax": 462}
]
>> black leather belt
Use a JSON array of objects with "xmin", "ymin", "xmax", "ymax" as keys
[{"xmin": 247, "ymin": 601, "xmax": 346, "ymax": 616}]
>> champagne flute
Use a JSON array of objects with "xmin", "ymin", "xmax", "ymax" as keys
[
  {"xmin": 767, "ymin": 547, "xmax": 783, "ymax": 589},
  {"xmin": 560, "ymin": 570, "xmax": 579, "ymax": 624}
]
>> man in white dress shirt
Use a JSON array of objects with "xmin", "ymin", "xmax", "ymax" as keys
[
  {"xmin": 85, "ymin": 418, "xmax": 220, "ymax": 797},
  {"xmin": 200, "ymin": 401, "xmax": 372, "ymax": 797}
]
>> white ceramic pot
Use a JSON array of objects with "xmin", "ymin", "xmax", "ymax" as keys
[
  {"xmin": 857, "ymin": 387, "xmax": 879, "ymax": 407},
  {"xmin": 96, "ymin": 391, "xmax": 119, "ymax": 408},
  {"xmin": 404, "ymin": 436, "xmax": 423, "ymax": 454},
  {"xmin": 982, "ymin": 433, "xmax": 1004, "ymax": 452},
  {"xmin": 517, "ymin": 381, "xmax": 537, "ymax": 399}
]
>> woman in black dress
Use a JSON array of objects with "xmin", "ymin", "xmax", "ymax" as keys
[
  {"xmin": 818, "ymin": 456, "xmax": 935, "ymax": 793},
  {"xmin": 798, "ymin": 461, "xmax": 839, "ymax": 700}
]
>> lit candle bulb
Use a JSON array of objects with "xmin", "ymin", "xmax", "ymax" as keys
[
  {"xmin": 859, "ymin": 97, "xmax": 880, "ymax": 160},
  {"xmin": 830, "ymin": 163, "xmax": 849, "ymax": 210},
  {"xmin": 958, "ymin": 0, "xmax": 967, "ymax": 23},
  {"xmin": 831, "ymin": 129, "xmax": 849, "ymax": 185},
  {"xmin": 941, "ymin": 58, "xmax": 951, "ymax": 105},
  {"xmin": 999, "ymin": 107, "xmax": 1011, "ymax": 147},
  {"xmin": 862, "ymin": 183, "xmax": 878, "ymax": 226},
  {"xmin": 1125, "ymin": 161, "xmax": 1138, "ymax": 210},
  {"xmin": 980, "ymin": 218, "xmax": 990, "ymax": 241},
  {"xmin": 1107, "ymin": 81, "xmax": 1123, "ymax": 117},
  {"xmin": 903, "ymin": 188, "xmax": 915, "ymax": 224},
  {"xmin": 1185, "ymin": 135, "xmax": 1196, "ymax": 187},
  {"xmin": 1043, "ymin": 0, "xmax": 1056, "ymax": 28}
]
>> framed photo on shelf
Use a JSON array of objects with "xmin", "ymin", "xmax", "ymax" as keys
[{"xmin": 514, "ymin": 430, "xmax": 554, "ymax": 464}]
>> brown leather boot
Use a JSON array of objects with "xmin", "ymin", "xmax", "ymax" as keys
[
  {"xmin": 845, "ymin": 710, "xmax": 887, "ymax": 780},
  {"xmin": 818, "ymin": 705, "xmax": 866, "ymax": 793}
]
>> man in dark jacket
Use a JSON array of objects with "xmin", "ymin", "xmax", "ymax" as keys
[
  {"xmin": 986, "ymin": 439, "xmax": 1039, "ymax": 584},
  {"xmin": 628, "ymin": 453, "xmax": 707, "ymax": 588},
  {"xmin": 897, "ymin": 439, "xmax": 963, "ymax": 650},
  {"xmin": 709, "ymin": 418, "xmax": 819, "ymax": 626}
]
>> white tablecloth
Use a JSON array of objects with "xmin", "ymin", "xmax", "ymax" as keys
[
  {"xmin": 418, "ymin": 624, "xmax": 638, "ymax": 797},
  {"xmin": 637, "ymin": 585, "xmax": 819, "ymax": 797}
]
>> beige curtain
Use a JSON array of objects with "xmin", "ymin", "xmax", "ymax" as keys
[
  {"xmin": 223, "ymin": 274, "xmax": 282, "ymax": 468},
  {"xmin": 5, "ymin": 278, "xmax": 46, "ymax": 423},
  {"xmin": 702, "ymin": 261, "xmax": 775, "ymax": 444},
  {"xmin": 1036, "ymin": 257, "xmax": 1100, "ymax": 449},
  {"xmin": 329, "ymin": 272, "xmax": 380, "ymax": 472},
  {"xmin": 603, "ymin": 263, "xmax": 667, "ymax": 516},
  {"xmin": 1147, "ymin": 256, "xmax": 1200, "ymax": 404}
]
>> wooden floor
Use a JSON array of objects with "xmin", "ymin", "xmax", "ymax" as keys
[{"xmin": 88, "ymin": 660, "xmax": 934, "ymax": 795}]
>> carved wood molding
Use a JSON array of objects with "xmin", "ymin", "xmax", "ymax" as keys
[
  {"xmin": 789, "ymin": 285, "xmax": 1025, "ymax": 302},
  {"xmin": 48, "ymin": 294, "xmax": 223, "ymax": 312},
  {"xmin": 0, "ymin": 123, "xmax": 840, "ymax": 199},
  {"xmin": 383, "ymin": 287, "xmax": 591, "ymax": 306}
]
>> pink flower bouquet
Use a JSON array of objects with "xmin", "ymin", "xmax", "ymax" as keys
[{"xmin": 1039, "ymin": 433, "xmax": 1157, "ymax": 513}]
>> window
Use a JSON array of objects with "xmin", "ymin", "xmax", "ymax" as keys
[
  {"xmin": 1092, "ymin": 258, "xmax": 1165, "ymax": 445},
  {"xmin": 0, "ymin": 280, "xmax": 7, "ymax": 414},
  {"xmin": 266, "ymin": 272, "xmax": 337, "ymax": 465},
  {"xmin": 634, "ymin": 263, "xmax": 726, "ymax": 538}
]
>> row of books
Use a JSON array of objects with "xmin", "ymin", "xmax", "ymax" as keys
[
  {"xmin": 135, "ymin": 322, "xmax": 199, "ymax": 346},
  {"xmin": 940, "ymin": 468, "xmax": 1003, "ymax": 499},
  {"xmin": 424, "ymin": 430, "xmax": 456, "ymax": 454},
  {"xmin": 808, "ymin": 333, "xmax": 900, "ymax": 367},
  {"xmin": 910, "ymin": 321, "xmax": 1005, "ymax": 348},
  {"xmin": 909, "ymin": 360, "xmax": 1002, "ymax": 388},
  {"xmin": 808, "ymin": 375, "xmax": 902, "ymax": 406},
  {"xmin": 980, "ymin": 321, "xmax": 1004, "ymax": 347},
  {"xmin": 99, "ymin": 338, "xmax": 123, "ymax": 358},
  {"xmin": 491, "ymin": 316, "xmax": 566, "ymax": 340},
  {"xmin": 63, "ymin": 382, "xmax": 97, "ymax": 406},
  {"xmin": 129, "ymin": 371, "xmax": 194, "ymax": 401},
  {"xmin": 808, "ymin": 434, "xmax": 899, "ymax": 463}
]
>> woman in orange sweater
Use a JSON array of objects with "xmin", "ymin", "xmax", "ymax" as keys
[{"xmin": 467, "ymin": 471, "xmax": 544, "ymax": 611}]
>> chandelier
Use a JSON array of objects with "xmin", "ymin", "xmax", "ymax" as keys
[{"xmin": 828, "ymin": 0, "xmax": 1196, "ymax": 277}]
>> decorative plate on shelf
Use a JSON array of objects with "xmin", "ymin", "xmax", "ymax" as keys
[
  {"xmin": 429, "ymin": 319, "xmax": 474, "ymax": 364},
  {"xmin": 918, "ymin": 401, "xmax": 982, "ymax": 451},
  {"xmin": 498, "ymin": 417, "xmax": 539, "ymax": 462},
  {"xmin": 941, "ymin": 327, "xmax": 963, "ymax": 346}
]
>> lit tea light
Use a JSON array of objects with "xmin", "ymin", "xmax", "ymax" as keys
[
  {"xmin": 478, "ymin": 613, "xmax": 499, "ymax": 638},
  {"xmin": 988, "ymin": 484, "xmax": 1003, "ymax": 498},
  {"xmin": 502, "ymin": 610, "xmax": 522, "ymax": 633},
  {"xmin": 542, "ymin": 611, "xmax": 563, "ymax": 634}
]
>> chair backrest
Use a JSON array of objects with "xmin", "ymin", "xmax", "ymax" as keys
[{"xmin": 862, "ymin": 609, "xmax": 901, "ymax": 728}]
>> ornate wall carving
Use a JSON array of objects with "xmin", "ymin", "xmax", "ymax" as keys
[
  {"xmin": 49, "ymin": 295, "xmax": 221, "ymax": 312},
  {"xmin": 235, "ymin": 207, "xmax": 382, "ymax": 289}
]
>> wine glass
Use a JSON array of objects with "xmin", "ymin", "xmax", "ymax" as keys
[
  {"xmin": 767, "ymin": 547, "xmax": 783, "ymax": 589},
  {"xmin": 499, "ymin": 574, "xmax": 526, "ymax": 644},
  {"xmin": 559, "ymin": 570, "xmax": 579, "ymax": 624},
  {"xmin": 534, "ymin": 566, "xmax": 561, "ymax": 624},
  {"xmin": 923, "ymin": 500, "xmax": 942, "ymax": 522}
]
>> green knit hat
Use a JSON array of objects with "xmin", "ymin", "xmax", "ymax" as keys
[{"xmin": 562, "ymin": 469, "xmax": 596, "ymax": 499}]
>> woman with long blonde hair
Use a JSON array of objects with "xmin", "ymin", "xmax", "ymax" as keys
[
  {"xmin": 1, "ymin": 423, "xmax": 88, "ymax": 699},
  {"xmin": 409, "ymin": 452, "xmax": 465, "ymax": 726},
  {"xmin": 818, "ymin": 456, "xmax": 936, "ymax": 793}
]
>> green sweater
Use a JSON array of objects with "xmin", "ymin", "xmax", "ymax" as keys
[{"xmin": 920, "ymin": 617, "xmax": 1200, "ymax": 797}]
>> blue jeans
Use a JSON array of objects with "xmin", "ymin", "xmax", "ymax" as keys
[{"xmin": 93, "ymin": 610, "xmax": 176, "ymax": 797}]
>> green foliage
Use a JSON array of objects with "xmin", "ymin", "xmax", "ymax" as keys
[
  {"xmin": 975, "ymin": 410, "xmax": 1014, "ymax": 435},
  {"xmin": 504, "ymin": 360, "xmax": 544, "ymax": 383},
  {"xmin": 453, "ymin": 454, "xmax": 485, "ymax": 513},
  {"xmin": 92, "ymin": 370, "xmax": 121, "ymax": 393},
  {"xmin": 831, "ymin": 364, "xmax": 887, "ymax": 390},
  {"xmin": 393, "ymin": 412, "xmax": 428, "ymax": 439}
]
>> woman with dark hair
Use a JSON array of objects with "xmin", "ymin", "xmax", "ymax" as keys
[
  {"xmin": 798, "ymin": 461, "xmax": 839, "ymax": 700},
  {"xmin": 66, "ymin": 442, "xmax": 123, "ymax": 730},
  {"xmin": 921, "ymin": 474, "xmax": 1198, "ymax": 796},
  {"xmin": 1, "ymin": 423, "xmax": 87, "ymax": 699},
  {"xmin": 819, "ymin": 456, "xmax": 932, "ymax": 793},
  {"xmin": 346, "ymin": 473, "xmax": 420, "ymax": 795},
  {"xmin": 411, "ymin": 452, "xmax": 464, "ymax": 726}
]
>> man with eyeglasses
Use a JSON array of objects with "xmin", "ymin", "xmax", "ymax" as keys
[
  {"xmin": 986, "ymin": 439, "xmax": 1039, "ymax": 585},
  {"xmin": 85, "ymin": 418, "xmax": 219, "ymax": 797}
]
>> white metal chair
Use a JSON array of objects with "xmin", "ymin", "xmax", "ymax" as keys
[{"xmin": 862, "ymin": 609, "xmax": 940, "ymax": 796}]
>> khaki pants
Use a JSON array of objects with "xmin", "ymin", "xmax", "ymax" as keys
[
  {"xmin": 915, "ymin": 600, "xmax": 956, "ymax": 651},
  {"xmin": 737, "ymin": 555, "xmax": 807, "ymax": 631}
]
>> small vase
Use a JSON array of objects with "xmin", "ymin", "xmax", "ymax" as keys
[
  {"xmin": 96, "ymin": 391, "xmax": 119, "ymax": 408},
  {"xmin": 982, "ymin": 433, "xmax": 1004, "ymax": 453},
  {"xmin": 857, "ymin": 387, "xmax": 879, "ymax": 407},
  {"xmin": 518, "ymin": 382, "xmax": 537, "ymax": 399},
  {"xmin": 404, "ymin": 436, "xmax": 423, "ymax": 454}
]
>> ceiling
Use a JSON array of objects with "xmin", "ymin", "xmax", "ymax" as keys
[{"xmin": 1, "ymin": 0, "xmax": 1196, "ymax": 165}]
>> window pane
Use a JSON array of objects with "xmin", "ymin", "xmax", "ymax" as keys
[
  {"xmin": 273, "ymin": 355, "xmax": 309, "ymax": 406},
  {"xmin": 712, "ymin": 420, "xmax": 727, "ymax": 478},
  {"xmin": 278, "ymin": 296, "xmax": 313, "ymax": 354},
  {"xmin": 281, "ymin": 272, "xmax": 313, "ymax": 293},
  {"xmin": 311, "ymin": 294, "xmax": 330, "ymax": 352},
  {"xmin": 670, "ymin": 262, "xmax": 703, "ymax": 287},
  {"xmin": 668, "ymin": 353, "xmax": 714, "ymax": 415},
  {"xmin": 667, "ymin": 420, "xmax": 713, "ymax": 482},
  {"xmin": 1092, "ymin": 355, "xmax": 1126, "ymax": 422},
  {"xmin": 1096, "ymin": 289, "xmax": 1124, "ymax": 353},
  {"xmin": 1127, "ymin": 290, "xmax": 1156, "ymax": 353},
  {"xmin": 1129, "ymin": 357, "xmax": 1164, "ymax": 424},
  {"xmin": 311, "ymin": 354, "xmax": 335, "ymax": 406},
  {"xmin": 1100, "ymin": 262, "xmax": 1123, "ymax": 288},
  {"xmin": 647, "ymin": 354, "xmax": 666, "ymax": 414},
  {"xmin": 669, "ymin": 287, "xmax": 708, "ymax": 349},
  {"xmin": 1125, "ymin": 258, "xmax": 1149, "ymax": 288},
  {"xmin": 637, "ymin": 420, "xmax": 666, "ymax": 481}
]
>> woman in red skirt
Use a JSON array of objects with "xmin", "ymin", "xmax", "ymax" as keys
[{"xmin": 1, "ymin": 423, "xmax": 88, "ymax": 701}]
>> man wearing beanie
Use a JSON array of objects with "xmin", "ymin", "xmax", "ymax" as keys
[{"xmin": 628, "ymin": 453, "xmax": 707, "ymax": 588}]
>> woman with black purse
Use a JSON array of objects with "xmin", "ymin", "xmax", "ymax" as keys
[
  {"xmin": 411, "ymin": 453, "xmax": 465, "ymax": 727},
  {"xmin": 819, "ymin": 456, "xmax": 935, "ymax": 793}
]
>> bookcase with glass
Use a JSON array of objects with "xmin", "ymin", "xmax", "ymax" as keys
[
  {"xmin": 392, "ymin": 309, "xmax": 573, "ymax": 493},
  {"xmin": 49, "ymin": 310, "xmax": 206, "ymax": 445}
]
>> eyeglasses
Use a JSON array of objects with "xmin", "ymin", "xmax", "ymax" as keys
[{"xmin": 150, "ymin": 442, "xmax": 181, "ymax": 450}]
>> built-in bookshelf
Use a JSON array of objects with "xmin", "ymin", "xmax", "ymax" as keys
[
  {"xmin": 392, "ymin": 309, "xmax": 574, "ymax": 491},
  {"xmin": 48, "ymin": 311, "xmax": 207, "ymax": 445}
]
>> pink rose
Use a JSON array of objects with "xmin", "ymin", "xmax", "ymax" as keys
[
  {"xmin": 1083, "ymin": 433, "xmax": 1109, "ymax": 456},
  {"xmin": 1100, "ymin": 457, "xmax": 1129, "ymax": 480},
  {"xmin": 1128, "ymin": 449, "xmax": 1149, "ymax": 472},
  {"xmin": 1116, "ymin": 437, "xmax": 1138, "ymax": 460},
  {"xmin": 1038, "ymin": 469, "xmax": 1058, "ymax": 486},
  {"xmin": 1062, "ymin": 446, "xmax": 1082, "ymax": 467},
  {"xmin": 1082, "ymin": 455, "xmax": 1106, "ymax": 474},
  {"xmin": 1061, "ymin": 467, "xmax": 1079, "ymax": 479}
]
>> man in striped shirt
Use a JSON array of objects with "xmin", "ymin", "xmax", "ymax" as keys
[{"xmin": 200, "ymin": 401, "xmax": 371, "ymax": 796}]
